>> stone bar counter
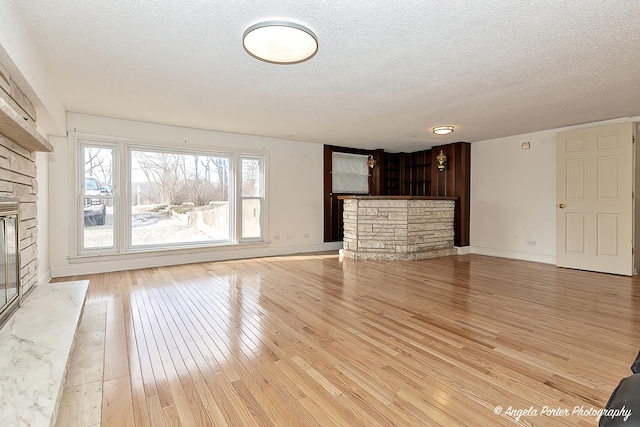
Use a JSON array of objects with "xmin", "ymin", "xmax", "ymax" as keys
[{"xmin": 339, "ymin": 196, "xmax": 458, "ymax": 261}]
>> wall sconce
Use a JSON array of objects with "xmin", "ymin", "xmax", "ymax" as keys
[
  {"xmin": 367, "ymin": 156, "xmax": 377, "ymax": 169},
  {"xmin": 436, "ymin": 149, "xmax": 447, "ymax": 172}
]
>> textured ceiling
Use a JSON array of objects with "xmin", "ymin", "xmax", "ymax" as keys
[{"xmin": 10, "ymin": 0, "xmax": 640, "ymax": 151}]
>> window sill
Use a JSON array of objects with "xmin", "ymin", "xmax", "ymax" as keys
[{"xmin": 68, "ymin": 241, "xmax": 270, "ymax": 264}]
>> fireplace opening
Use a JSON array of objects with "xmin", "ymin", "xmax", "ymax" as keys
[{"xmin": 0, "ymin": 197, "xmax": 20, "ymax": 330}]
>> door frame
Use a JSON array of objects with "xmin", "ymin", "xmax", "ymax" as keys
[{"xmin": 556, "ymin": 122, "xmax": 635, "ymax": 275}]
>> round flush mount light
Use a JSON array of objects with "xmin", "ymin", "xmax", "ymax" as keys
[
  {"xmin": 243, "ymin": 21, "xmax": 318, "ymax": 64},
  {"xmin": 433, "ymin": 126, "xmax": 454, "ymax": 135}
]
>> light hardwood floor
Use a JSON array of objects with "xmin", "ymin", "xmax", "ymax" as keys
[{"xmin": 54, "ymin": 254, "xmax": 640, "ymax": 426}]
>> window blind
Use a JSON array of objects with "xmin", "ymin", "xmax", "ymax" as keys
[{"xmin": 332, "ymin": 152, "xmax": 369, "ymax": 194}]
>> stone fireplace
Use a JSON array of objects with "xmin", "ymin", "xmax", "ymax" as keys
[
  {"xmin": 0, "ymin": 197, "xmax": 20, "ymax": 329},
  {"xmin": 0, "ymin": 62, "xmax": 88, "ymax": 427},
  {"xmin": 0, "ymin": 135, "xmax": 40, "ymax": 290},
  {"xmin": 0, "ymin": 62, "xmax": 53, "ymax": 325}
]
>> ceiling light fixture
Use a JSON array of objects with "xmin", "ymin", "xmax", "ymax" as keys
[
  {"xmin": 243, "ymin": 21, "xmax": 318, "ymax": 64},
  {"xmin": 433, "ymin": 126, "xmax": 454, "ymax": 135}
]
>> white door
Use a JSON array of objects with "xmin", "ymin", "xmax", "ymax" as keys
[{"xmin": 556, "ymin": 123, "xmax": 634, "ymax": 275}]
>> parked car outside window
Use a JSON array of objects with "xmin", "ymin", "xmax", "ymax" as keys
[{"xmin": 84, "ymin": 176, "xmax": 107, "ymax": 225}]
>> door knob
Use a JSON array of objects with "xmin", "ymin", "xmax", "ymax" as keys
[{"xmin": 558, "ymin": 203, "xmax": 565, "ymax": 209}]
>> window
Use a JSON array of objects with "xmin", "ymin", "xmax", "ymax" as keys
[
  {"xmin": 76, "ymin": 139, "xmax": 267, "ymax": 255},
  {"xmin": 331, "ymin": 152, "xmax": 369, "ymax": 194},
  {"xmin": 240, "ymin": 156, "xmax": 265, "ymax": 241},
  {"xmin": 129, "ymin": 149, "xmax": 232, "ymax": 248},
  {"xmin": 80, "ymin": 143, "xmax": 116, "ymax": 252}
]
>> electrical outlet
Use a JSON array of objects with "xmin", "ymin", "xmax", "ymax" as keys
[
  {"xmin": 527, "ymin": 240, "xmax": 536, "ymax": 247},
  {"xmin": 303, "ymin": 233, "xmax": 310, "ymax": 238}
]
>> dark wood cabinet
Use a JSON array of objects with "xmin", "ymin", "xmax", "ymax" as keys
[
  {"xmin": 403, "ymin": 150, "xmax": 432, "ymax": 196},
  {"xmin": 383, "ymin": 153, "xmax": 402, "ymax": 196},
  {"xmin": 381, "ymin": 143, "xmax": 470, "ymax": 246},
  {"xmin": 384, "ymin": 150, "xmax": 433, "ymax": 196},
  {"xmin": 325, "ymin": 143, "xmax": 470, "ymax": 245},
  {"xmin": 384, "ymin": 149, "xmax": 433, "ymax": 196}
]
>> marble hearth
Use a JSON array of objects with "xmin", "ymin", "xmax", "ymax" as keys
[{"xmin": 0, "ymin": 280, "xmax": 88, "ymax": 426}]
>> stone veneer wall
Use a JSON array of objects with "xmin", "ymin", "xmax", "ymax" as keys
[
  {"xmin": 0, "ymin": 135, "xmax": 38, "ymax": 294},
  {"xmin": 342, "ymin": 198, "xmax": 457, "ymax": 260}
]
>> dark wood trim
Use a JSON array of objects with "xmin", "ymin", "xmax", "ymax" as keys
[
  {"xmin": 323, "ymin": 145, "xmax": 333, "ymax": 242},
  {"xmin": 455, "ymin": 142, "xmax": 471, "ymax": 246},
  {"xmin": 371, "ymin": 149, "xmax": 384, "ymax": 196},
  {"xmin": 430, "ymin": 142, "xmax": 470, "ymax": 246},
  {"xmin": 324, "ymin": 145, "xmax": 380, "ymax": 242}
]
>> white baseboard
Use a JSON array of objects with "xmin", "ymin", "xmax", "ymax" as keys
[
  {"xmin": 470, "ymin": 246, "xmax": 556, "ymax": 265},
  {"xmin": 50, "ymin": 242, "xmax": 344, "ymax": 277},
  {"xmin": 38, "ymin": 268, "xmax": 51, "ymax": 285},
  {"xmin": 455, "ymin": 246, "xmax": 471, "ymax": 255}
]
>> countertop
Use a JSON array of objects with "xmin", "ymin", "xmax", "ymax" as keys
[{"xmin": 337, "ymin": 195, "xmax": 458, "ymax": 200}]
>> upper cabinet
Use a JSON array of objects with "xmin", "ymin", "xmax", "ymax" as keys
[{"xmin": 382, "ymin": 142, "xmax": 470, "ymax": 246}]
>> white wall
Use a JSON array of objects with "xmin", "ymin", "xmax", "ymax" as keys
[
  {"xmin": 470, "ymin": 129, "xmax": 557, "ymax": 263},
  {"xmin": 470, "ymin": 116, "xmax": 640, "ymax": 264},
  {"xmin": 35, "ymin": 152, "xmax": 50, "ymax": 284},
  {"xmin": 0, "ymin": 10, "xmax": 63, "ymax": 286},
  {"xmin": 0, "ymin": 4, "xmax": 66, "ymax": 136},
  {"xmin": 49, "ymin": 113, "xmax": 338, "ymax": 277}
]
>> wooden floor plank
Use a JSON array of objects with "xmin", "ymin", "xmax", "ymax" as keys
[
  {"xmin": 102, "ymin": 376, "xmax": 135, "ymax": 426},
  {"xmin": 55, "ymin": 253, "xmax": 640, "ymax": 426}
]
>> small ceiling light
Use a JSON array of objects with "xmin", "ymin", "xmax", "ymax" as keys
[
  {"xmin": 433, "ymin": 126, "xmax": 454, "ymax": 135},
  {"xmin": 243, "ymin": 21, "xmax": 318, "ymax": 64}
]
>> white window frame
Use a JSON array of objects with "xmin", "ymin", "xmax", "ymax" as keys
[
  {"xmin": 72, "ymin": 133, "xmax": 269, "ymax": 258},
  {"xmin": 238, "ymin": 154, "xmax": 266, "ymax": 243},
  {"xmin": 125, "ymin": 145, "xmax": 236, "ymax": 251},
  {"xmin": 77, "ymin": 140, "xmax": 119, "ymax": 255}
]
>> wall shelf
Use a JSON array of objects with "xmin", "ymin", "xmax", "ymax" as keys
[
  {"xmin": 383, "ymin": 152, "xmax": 403, "ymax": 196},
  {"xmin": 331, "ymin": 143, "xmax": 469, "ymax": 246},
  {"xmin": 405, "ymin": 163, "xmax": 431, "ymax": 168},
  {"xmin": 0, "ymin": 97, "xmax": 53, "ymax": 153}
]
